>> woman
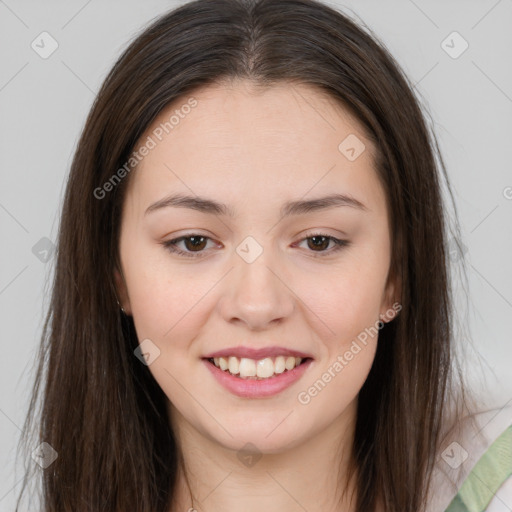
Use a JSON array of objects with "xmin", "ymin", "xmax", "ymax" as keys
[{"xmin": 15, "ymin": 0, "xmax": 512, "ymax": 511}]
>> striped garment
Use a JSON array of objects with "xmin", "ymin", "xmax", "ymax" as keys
[{"xmin": 444, "ymin": 424, "xmax": 512, "ymax": 512}]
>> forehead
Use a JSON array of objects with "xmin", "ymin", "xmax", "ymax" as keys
[{"xmin": 124, "ymin": 80, "xmax": 384, "ymax": 215}]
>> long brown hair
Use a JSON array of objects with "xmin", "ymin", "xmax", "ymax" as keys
[{"xmin": 15, "ymin": 0, "xmax": 482, "ymax": 510}]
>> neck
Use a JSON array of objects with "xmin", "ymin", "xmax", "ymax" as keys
[{"xmin": 168, "ymin": 399, "xmax": 359, "ymax": 512}]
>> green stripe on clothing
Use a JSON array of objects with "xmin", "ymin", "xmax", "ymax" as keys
[
  {"xmin": 445, "ymin": 494, "xmax": 469, "ymax": 512},
  {"xmin": 445, "ymin": 424, "xmax": 512, "ymax": 512}
]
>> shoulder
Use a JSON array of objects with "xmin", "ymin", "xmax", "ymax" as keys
[
  {"xmin": 484, "ymin": 474, "xmax": 512, "ymax": 512},
  {"xmin": 444, "ymin": 423, "xmax": 512, "ymax": 512},
  {"xmin": 426, "ymin": 399, "xmax": 512, "ymax": 512}
]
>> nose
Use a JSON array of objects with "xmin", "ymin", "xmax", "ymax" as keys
[{"xmin": 218, "ymin": 249, "xmax": 295, "ymax": 331}]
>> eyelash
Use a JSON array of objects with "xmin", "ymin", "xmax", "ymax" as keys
[{"xmin": 161, "ymin": 233, "xmax": 349, "ymax": 259}]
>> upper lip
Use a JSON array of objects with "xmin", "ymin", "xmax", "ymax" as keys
[{"xmin": 203, "ymin": 345, "xmax": 313, "ymax": 360}]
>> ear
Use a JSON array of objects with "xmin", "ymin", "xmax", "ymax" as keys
[
  {"xmin": 113, "ymin": 265, "xmax": 132, "ymax": 315},
  {"xmin": 379, "ymin": 269, "xmax": 401, "ymax": 323}
]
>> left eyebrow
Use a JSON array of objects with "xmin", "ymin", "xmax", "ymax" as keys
[
  {"xmin": 144, "ymin": 193, "xmax": 368, "ymax": 217},
  {"xmin": 282, "ymin": 193, "xmax": 368, "ymax": 216}
]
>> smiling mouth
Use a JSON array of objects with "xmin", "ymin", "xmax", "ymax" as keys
[{"xmin": 205, "ymin": 355, "xmax": 313, "ymax": 380}]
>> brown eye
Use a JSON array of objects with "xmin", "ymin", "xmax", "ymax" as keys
[
  {"xmin": 296, "ymin": 233, "xmax": 350, "ymax": 257},
  {"xmin": 182, "ymin": 236, "xmax": 208, "ymax": 252},
  {"xmin": 306, "ymin": 235, "xmax": 331, "ymax": 251},
  {"xmin": 162, "ymin": 235, "xmax": 215, "ymax": 258}
]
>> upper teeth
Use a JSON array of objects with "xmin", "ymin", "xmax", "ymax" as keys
[{"xmin": 213, "ymin": 356, "xmax": 303, "ymax": 379}]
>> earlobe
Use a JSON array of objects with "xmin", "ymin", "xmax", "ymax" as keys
[{"xmin": 113, "ymin": 266, "xmax": 132, "ymax": 315}]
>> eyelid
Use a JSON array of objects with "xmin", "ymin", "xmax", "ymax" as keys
[
  {"xmin": 299, "ymin": 228, "xmax": 349, "ymax": 241},
  {"xmin": 161, "ymin": 234, "xmax": 219, "ymax": 258},
  {"xmin": 292, "ymin": 232, "xmax": 349, "ymax": 257},
  {"xmin": 161, "ymin": 231, "xmax": 350, "ymax": 258}
]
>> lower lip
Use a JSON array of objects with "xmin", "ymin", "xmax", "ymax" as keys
[{"xmin": 202, "ymin": 358, "xmax": 313, "ymax": 398}]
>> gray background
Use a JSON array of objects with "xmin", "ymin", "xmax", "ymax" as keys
[{"xmin": 1, "ymin": 0, "xmax": 511, "ymax": 509}]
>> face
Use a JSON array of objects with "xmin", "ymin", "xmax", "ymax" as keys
[{"xmin": 114, "ymin": 80, "xmax": 398, "ymax": 453}]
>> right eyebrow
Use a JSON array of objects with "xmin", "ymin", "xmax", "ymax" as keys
[{"xmin": 144, "ymin": 192, "xmax": 368, "ymax": 217}]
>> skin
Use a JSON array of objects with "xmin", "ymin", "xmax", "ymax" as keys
[{"xmin": 114, "ymin": 79, "xmax": 398, "ymax": 512}]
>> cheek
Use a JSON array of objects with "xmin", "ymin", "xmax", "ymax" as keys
[
  {"xmin": 294, "ymin": 338, "xmax": 376, "ymax": 438},
  {"xmin": 121, "ymin": 239, "xmax": 214, "ymax": 347},
  {"xmin": 295, "ymin": 267, "xmax": 385, "ymax": 416},
  {"xmin": 300, "ymin": 258, "xmax": 388, "ymax": 343},
  {"xmin": 303, "ymin": 280, "xmax": 382, "ymax": 398},
  {"xmin": 128, "ymin": 274, "xmax": 214, "ymax": 352}
]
